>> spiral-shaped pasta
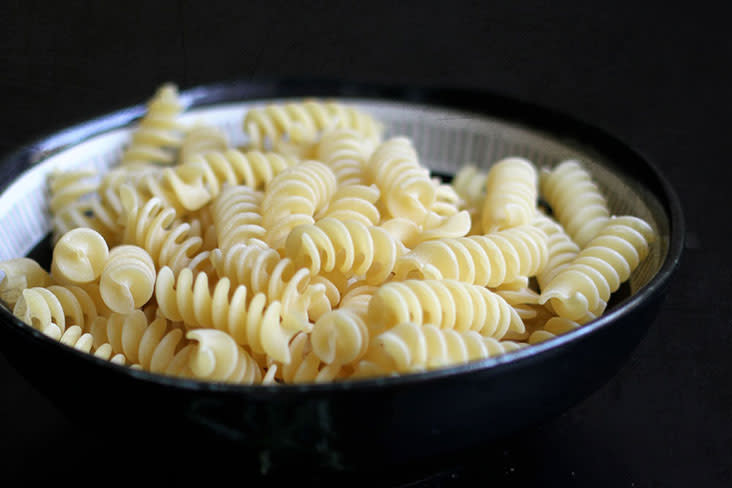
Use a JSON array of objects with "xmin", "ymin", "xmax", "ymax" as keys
[
  {"xmin": 243, "ymin": 100, "xmax": 382, "ymax": 150},
  {"xmin": 99, "ymin": 245, "xmax": 156, "ymax": 314},
  {"xmin": 317, "ymin": 184, "xmax": 380, "ymax": 226},
  {"xmin": 356, "ymin": 322, "xmax": 526, "ymax": 376},
  {"xmin": 93, "ymin": 311, "xmax": 193, "ymax": 376},
  {"xmin": 533, "ymin": 212, "xmax": 580, "ymax": 291},
  {"xmin": 185, "ymin": 149, "xmax": 297, "ymax": 198},
  {"xmin": 121, "ymin": 83, "xmax": 185, "ymax": 166},
  {"xmin": 310, "ymin": 284, "xmax": 375, "ymax": 365},
  {"xmin": 0, "ymin": 258, "xmax": 55, "ymax": 307},
  {"xmin": 528, "ymin": 317, "xmax": 581, "ymax": 344},
  {"xmin": 452, "ymin": 164, "xmax": 488, "ymax": 210},
  {"xmin": 261, "ymin": 160, "xmax": 337, "ymax": 249},
  {"xmin": 481, "ymin": 157, "xmax": 538, "ymax": 232},
  {"xmin": 316, "ymin": 128, "xmax": 375, "ymax": 186},
  {"xmin": 285, "ymin": 218, "xmax": 402, "ymax": 285},
  {"xmin": 51, "ymin": 228, "xmax": 109, "ymax": 285},
  {"xmin": 155, "ymin": 266, "xmax": 305, "ymax": 363},
  {"xmin": 186, "ymin": 329, "xmax": 262, "ymax": 384},
  {"xmin": 365, "ymin": 137, "xmax": 436, "ymax": 224},
  {"xmin": 13, "ymin": 284, "xmax": 97, "ymax": 337},
  {"xmin": 119, "ymin": 187, "xmax": 204, "ymax": 275},
  {"xmin": 278, "ymin": 331, "xmax": 346, "ymax": 384},
  {"xmin": 49, "ymin": 324, "xmax": 126, "ymax": 364},
  {"xmin": 540, "ymin": 160, "xmax": 610, "ymax": 248},
  {"xmin": 211, "ymin": 184, "xmax": 265, "ymax": 251},
  {"xmin": 367, "ymin": 279, "xmax": 525, "ymax": 339},
  {"xmin": 393, "ymin": 225, "xmax": 548, "ymax": 288},
  {"xmin": 540, "ymin": 216, "xmax": 655, "ymax": 322},
  {"xmin": 179, "ymin": 124, "xmax": 229, "ymax": 163},
  {"xmin": 47, "ymin": 168, "xmax": 99, "ymax": 215}
]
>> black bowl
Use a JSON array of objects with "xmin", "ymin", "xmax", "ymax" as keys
[{"xmin": 0, "ymin": 79, "xmax": 684, "ymax": 474}]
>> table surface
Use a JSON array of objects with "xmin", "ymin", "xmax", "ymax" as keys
[{"xmin": 0, "ymin": 2, "xmax": 729, "ymax": 486}]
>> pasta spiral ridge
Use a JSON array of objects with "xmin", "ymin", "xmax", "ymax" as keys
[
  {"xmin": 540, "ymin": 216, "xmax": 655, "ymax": 322},
  {"xmin": 99, "ymin": 245, "xmax": 156, "ymax": 314},
  {"xmin": 278, "ymin": 331, "xmax": 346, "ymax": 384},
  {"xmin": 48, "ymin": 168, "xmax": 99, "ymax": 215},
  {"xmin": 539, "ymin": 160, "xmax": 610, "ymax": 248},
  {"xmin": 310, "ymin": 284, "xmax": 376, "ymax": 365},
  {"xmin": 261, "ymin": 160, "xmax": 337, "ymax": 249},
  {"xmin": 211, "ymin": 184, "xmax": 265, "ymax": 251},
  {"xmin": 316, "ymin": 128, "xmax": 375, "ymax": 186},
  {"xmin": 155, "ymin": 266, "xmax": 305, "ymax": 363},
  {"xmin": 50, "ymin": 228, "xmax": 109, "ymax": 285},
  {"xmin": 119, "ymin": 187, "xmax": 204, "ymax": 275},
  {"xmin": 367, "ymin": 279, "xmax": 525, "ymax": 339},
  {"xmin": 285, "ymin": 217, "xmax": 402, "ymax": 285},
  {"xmin": 120, "ymin": 83, "xmax": 185, "ymax": 166},
  {"xmin": 186, "ymin": 149, "xmax": 297, "ymax": 197},
  {"xmin": 13, "ymin": 284, "xmax": 98, "ymax": 337},
  {"xmin": 92, "ymin": 311, "xmax": 193, "ymax": 376},
  {"xmin": 393, "ymin": 225, "xmax": 548, "ymax": 287},
  {"xmin": 481, "ymin": 157, "xmax": 538, "ymax": 232},
  {"xmin": 186, "ymin": 329, "xmax": 263, "ymax": 384},
  {"xmin": 365, "ymin": 137, "xmax": 436, "ymax": 224},
  {"xmin": 357, "ymin": 322, "xmax": 526, "ymax": 375},
  {"xmin": 179, "ymin": 124, "xmax": 229, "ymax": 163},
  {"xmin": 533, "ymin": 212, "xmax": 580, "ymax": 290},
  {"xmin": 528, "ymin": 317, "xmax": 581, "ymax": 344},
  {"xmin": 317, "ymin": 184, "xmax": 381, "ymax": 226},
  {"xmin": 243, "ymin": 100, "xmax": 382, "ymax": 150}
]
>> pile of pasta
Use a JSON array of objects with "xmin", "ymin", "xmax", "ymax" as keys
[{"xmin": 0, "ymin": 84, "xmax": 656, "ymax": 384}]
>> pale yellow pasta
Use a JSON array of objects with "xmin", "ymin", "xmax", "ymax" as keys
[
  {"xmin": 365, "ymin": 137, "xmax": 436, "ymax": 224},
  {"xmin": 186, "ymin": 329, "xmax": 262, "ymax": 384},
  {"xmin": 528, "ymin": 317, "xmax": 581, "ymax": 344},
  {"xmin": 179, "ymin": 123, "xmax": 229, "ymax": 163},
  {"xmin": 310, "ymin": 284, "xmax": 376, "ymax": 365},
  {"xmin": 261, "ymin": 160, "xmax": 337, "ymax": 249},
  {"xmin": 121, "ymin": 83, "xmax": 185, "ymax": 166},
  {"xmin": 47, "ymin": 168, "xmax": 99, "ymax": 215},
  {"xmin": 355, "ymin": 322, "xmax": 526, "ymax": 376},
  {"xmin": 393, "ymin": 225, "xmax": 548, "ymax": 287},
  {"xmin": 533, "ymin": 211, "xmax": 581, "ymax": 290},
  {"xmin": 540, "ymin": 160, "xmax": 610, "ymax": 248},
  {"xmin": 452, "ymin": 164, "xmax": 488, "ymax": 210},
  {"xmin": 316, "ymin": 128, "xmax": 375, "ymax": 186},
  {"xmin": 185, "ymin": 149, "xmax": 297, "ymax": 196},
  {"xmin": 99, "ymin": 245, "xmax": 156, "ymax": 314},
  {"xmin": 155, "ymin": 266, "xmax": 305, "ymax": 363},
  {"xmin": 277, "ymin": 331, "xmax": 346, "ymax": 384},
  {"xmin": 367, "ymin": 279, "xmax": 525, "ymax": 339},
  {"xmin": 51, "ymin": 228, "xmax": 109, "ymax": 284},
  {"xmin": 0, "ymin": 258, "xmax": 54, "ymax": 307},
  {"xmin": 285, "ymin": 217, "xmax": 403, "ymax": 285},
  {"xmin": 317, "ymin": 184, "xmax": 381, "ymax": 226},
  {"xmin": 481, "ymin": 157, "xmax": 538, "ymax": 232},
  {"xmin": 243, "ymin": 99, "xmax": 382, "ymax": 150},
  {"xmin": 540, "ymin": 216, "xmax": 655, "ymax": 322},
  {"xmin": 13, "ymin": 284, "xmax": 97, "ymax": 337},
  {"xmin": 211, "ymin": 184, "xmax": 265, "ymax": 251}
]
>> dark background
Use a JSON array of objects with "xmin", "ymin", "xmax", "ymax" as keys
[{"xmin": 0, "ymin": 1, "xmax": 730, "ymax": 486}]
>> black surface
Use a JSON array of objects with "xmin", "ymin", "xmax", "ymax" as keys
[{"xmin": 0, "ymin": 1, "xmax": 729, "ymax": 486}]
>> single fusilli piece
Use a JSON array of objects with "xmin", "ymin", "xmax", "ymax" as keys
[
  {"xmin": 261, "ymin": 160, "xmax": 337, "ymax": 249},
  {"xmin": 120, "ymin": 83, "xmax": 185, "ymax": 166},
  {"xmin": 316, "ymin": 128, "xmax": 376, "ymax": 186},
  {"xmin": 186, "ymin": 329, "xmax": 263, "ymax": 384},
  {"xmin": 178, "ymin": 123, "xmax": 229, "ymax": 164},
  {"xmin": 277, "ymin": 331, "xmax": 347, "ymax": 384},
  {"xmin": 533, "ymin": 211, "xmax": 580, "ymax": 291},
  {"xmin": 367, "ymin": 279, "xmax": 525, "ymax": 339},
  {"xmin": 0, "ymin": 258, "xmax": 55, "ymax": 307},
  {"xmin": 393, "ymin": 225, "xmax": 548, "ymax": 287},
  {"xmin": 539, "ymin": 160, "xmax": 610, "ymax": 248},
  {"xmin": 284, "ymin": 218, "xmax": 403, "ymax": 285},
  {"xmin": 13, "ymin": 284, "xmax": 98, "ymax": 338},
  {"xmin": 481, "ymin": 157, "xmax": 538, "ymax": 232},
  {"xmin": 50, "ymin": 228, "xmax": 109, "ymax": 285},
  {"xmin": 211, "ymin": 184, "xmax": 265, "ymax": 251},
  {"xmin": 365, "ymin": 137, "xmax": 436, "ymax": 224},
  {"xmin": 355, "ymin": 323, "xmax": 526, "ymax": 376},
  {"xmin": 99, "ymin": 245, "xmax": 156, "ymax": 314},
  {"xmin": 155, "ymin": 266, "xmax": 305, "ymax": 363},
  {"xmin": 540, "ymin": 216, "xmax": 655, "ymax": 322},
  {"xmin": 317, "ymin": 184, "xmax": 381, "ymax": 226}
]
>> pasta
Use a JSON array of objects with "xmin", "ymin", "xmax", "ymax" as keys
[
  {"xmin": 0, "ymin": 85, "xmax": 658, "ymax": 384},
  {"xmin": 539, "ymin": 160, "xmax": 610, "ymax": 248}
]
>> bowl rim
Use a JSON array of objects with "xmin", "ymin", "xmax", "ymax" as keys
[{"xmin": 0, "ymin": 77, "xmax": 685, "ymax": 394}]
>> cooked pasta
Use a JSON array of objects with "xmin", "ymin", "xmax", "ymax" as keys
[
  {"xmin": 99, "ymin": 245, "xmax": 156, "ymax": 314},
  {"xmin": 481, "ymin": 157, "xmax": 538, "ymax": 232},
  {"xmin": 540, "ymin": 216, "xmax": 655, "ymax": 322},
  {"xmin": 50, "ymin": 228, "xmax": 109, "ymax": 285},
  {"xmin": 0, "ymin": 87, "xmax": 659, "ymax": 384},
  {"xmin": 355, "ymin": 322, "xmax": 526, "ymax": 376},
  {"xmin": 367, "ymin": 279, "xmax": 525, "ymax": 339},
  {"xmin": 539, "ymin": 160, "xmax": 610, "ymax": 248}
]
